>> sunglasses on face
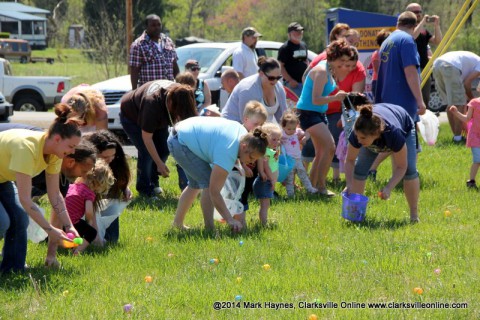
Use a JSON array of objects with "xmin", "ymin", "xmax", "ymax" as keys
[
  {"xmin": 265, "ymin": 73, "xmax": 282, "ymax": 81},
  {"xmin": 411, "ymin": 10, "xmax": 422, "ymax": 14},
  {"xmin": 189, "ymin": 67, "xmax": 201, "ymax": 71}
]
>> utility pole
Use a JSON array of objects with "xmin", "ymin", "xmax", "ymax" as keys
[{"xmin": 126, "ymin": 0, "xmax": 133, "ymax": 69}]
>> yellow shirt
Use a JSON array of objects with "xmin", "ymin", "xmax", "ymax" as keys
[{"xmin": 0, "ymin": 129, "xmax": 62, "ymax": 183}]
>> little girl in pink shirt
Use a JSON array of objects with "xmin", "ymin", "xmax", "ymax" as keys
[
  {"xmin": 450, "ymin": 97, "xmax": 480, "ymax": 189},
  {"xmin": 280, "ymin": 111, "xmax": 317, "ymax": 197}
]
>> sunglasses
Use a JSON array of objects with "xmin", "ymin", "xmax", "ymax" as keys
[
  {"xmin": 189, "ymin": 66, "xmax": 201, "ymax": 71},
  {"xmin": 265, "ymin": 73, "xmax": 282, "ymax": 81},
  {"xmin": 411, "ymin": 10, "xmax": 422, "ymax": 14}
]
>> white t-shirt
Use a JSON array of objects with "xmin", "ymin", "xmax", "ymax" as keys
[
  {"xmin": 232, "ymin": 43, "xmax": 258, "ymax": 78},
  {"xmin": 434, "ymin": 51, "xmax": 480, "ymax": 81}
]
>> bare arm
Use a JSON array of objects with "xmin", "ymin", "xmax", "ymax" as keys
[
  {"xmin": 141, "ymin": 130, "xmax": 170, "ymax": 177},
  {"xmin": 429, "ymin": 16, "xmax": 443, "ymax": 45},
  {"xmin": 449, "ymin": 105, "xmax": 474, "ymax": 123},
  {"xmin": 16, "ymin": 173, "xmax": 70, "ymax": 245},
  {"xmin": 381, "ymin": 145, "xmax": 408, "ymax": 199},
  {"xmin": 404, "ymin": 65, "xmax": 426, "ymax": 115},
  {"xmin": 463, "ymin": 71, "xmax": 480, "ymax": 101},
  {"xmin": 344, "ymin": 144, "xmax": 360, "ymax": 191},
  {"xmin": 203, "ymin": 80, "xmax": 212, "ymax": 107},
  {"xmin": 173, "ymin": 59, "xmax": 180, "ymax": 78},
  {"xmin": 130, "ymin": 66, "xmax": 140, "ymax": 90},
  {"xmin": 352, "ymin": 79, "xmax": 366, "ymax": 93},
  {"xmin": 46, "ymin": 173, "xmax": 78, "ymax": 236},
  {"xmin": 311, "ymin": 68, "xmax": 347, "ymax": 105}
]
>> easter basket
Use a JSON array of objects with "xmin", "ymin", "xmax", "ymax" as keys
[{"xmin": 341, "ymin": 192, "xmax": 369, "ymax": 222}]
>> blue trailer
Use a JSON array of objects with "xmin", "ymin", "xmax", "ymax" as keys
[{"xmin": 325, "ymin": 8, "xmax": 398, "ymax": 98}]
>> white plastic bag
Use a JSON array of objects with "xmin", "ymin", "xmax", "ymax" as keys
[
  {"xmin": 214, "ymin": 170, "xmax": 245, "ymax": 221},
  {"xmin": 27, "ymin": 207, "xmax": 48, "ymax": 243},
  {"xmin": 418, "ymin": 110, "xmax": 440, "ymax": 146}
]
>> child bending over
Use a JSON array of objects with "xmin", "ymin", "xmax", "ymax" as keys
[
  {"xmin": 280, "ymin": 111, "xmax": 317, "ymax": 197},
  {"xmin": 253, "ymin": 122, "xmax": 282, "ymax": 224}
]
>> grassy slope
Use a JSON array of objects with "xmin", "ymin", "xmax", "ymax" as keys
[{"xmin": 0, "ymin": 123, "xmax": 478, "ymax": 319}]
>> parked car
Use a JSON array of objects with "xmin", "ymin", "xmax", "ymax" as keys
[
  {"xmin": 0, "ymin": 91, "xmax": 14, "ymax": 121},
  {"xmin": 0, "ymin": 58, "xmax": 70, "ymax": 111},
  {"xmin": 93, "ymin": 41, "xmax": 317, "ymax": 135}
]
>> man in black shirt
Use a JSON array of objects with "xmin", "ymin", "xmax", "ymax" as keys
[{"xmin": 278, "ymin": 22, "xmax": 309, "ymax": 98}]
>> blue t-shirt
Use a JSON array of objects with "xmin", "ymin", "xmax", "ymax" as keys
[
  {"xmin": 375, "ymin": 30, "xmax": 420, "ymax": 121},
  {"xmin": 297, "ymin": 60, "xmax": 336, "ymax": 113},
  {"xmin": 176, "ymin": 117, "xmax": 247, "ymax": 172},
  {"xmin": 349, "ymin": 103, "xmax": 414, "ymax": 153}
]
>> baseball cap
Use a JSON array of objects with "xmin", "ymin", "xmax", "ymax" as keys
[
  {"xmin": 288, "ymin": 22, "xmax": 304, "ymax": 32},
  {"xmin": 242, "ymin": 27, "xmax": 262, "ymax": 38}
]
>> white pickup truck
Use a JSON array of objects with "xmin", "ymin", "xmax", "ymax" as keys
[{"xmin": 0, "ymin": 58, "xmax": 70, "ymax": 111}]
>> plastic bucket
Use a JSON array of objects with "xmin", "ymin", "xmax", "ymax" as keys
[
  {"xmin": 278, "ymin": 153, "xmax": 295, "ymax": 183},
  {"xmin": 341, "ymin": 192, "xmax": 369, "ymax": 222}
]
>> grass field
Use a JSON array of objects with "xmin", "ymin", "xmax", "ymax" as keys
[
  {"xmin": 10, "ymin": 48, "xmax": 127, "ymax": 87},
  {"xmin": 0, "ymin": 123, "xmax": 479, "ymax": 319}
]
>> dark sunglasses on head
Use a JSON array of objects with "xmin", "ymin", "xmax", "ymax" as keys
[
  {"xmin": 189, "ymin": 66, "xmax": 201, "ymax": 71},
  {"xmin": 265, "ymin": 73, "xmax": 282, "ymax": 81}
]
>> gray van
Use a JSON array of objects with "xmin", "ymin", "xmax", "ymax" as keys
[{"xmin": 0, "ymin": 39, "xmax": 31, "ymax": 63}]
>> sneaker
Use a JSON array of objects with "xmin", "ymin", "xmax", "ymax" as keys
[
  {"xmin": 466, "ymin": 180, "xmax": 477, "ymax": 189},
  {"xmin": 368, "ymin": 170, "xmax": 377, "ymax": 182},
  {"xmin": 153, "ymin": 187, "xmax": 164, "ymax": 195}
]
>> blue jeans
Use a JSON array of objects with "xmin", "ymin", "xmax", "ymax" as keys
[
  {"xmin": 354, "ymin": 128, "xmax": 419, "ymax": 181},
  {"xmin": 0, "ymin": 181, "xmax": 29, "ymax": 273},
  {"xmin": 120, "ymin": 113, "xmax": 169, "ymax": 196},
  {"xmin": 167, "ymin": 132, "xmax": 212, "ymax": 189}
]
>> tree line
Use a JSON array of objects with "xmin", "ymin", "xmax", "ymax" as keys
[{"xmin": 18, "ymin": 0, "xmax": 479, "ymax": 77}]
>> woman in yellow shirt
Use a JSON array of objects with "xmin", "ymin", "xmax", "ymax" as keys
[{"xmin": 0, "ymin": 104, "xmax": 82, "ymax": 273}]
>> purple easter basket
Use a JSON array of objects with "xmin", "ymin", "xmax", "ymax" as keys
[{"xmin": 341, "ymin": 192, "xmax": 369, "ymax": 222}]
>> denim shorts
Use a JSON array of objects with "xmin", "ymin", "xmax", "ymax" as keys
[
  {"xmin": 353, "ymin": 128, "xmax": 419, "ymax": 181},
  {"xmin": 167, "ymin": 133, "xmax": 211, "ymax": 189},
  {"xmin": 297, "ymin": 109, "xmax": 328, "ymax": 131},
  {"xmin": 253, "ymin": 176, "xmax": 274, "ymax": 199},
  {"xmin": 472, "ymin": 147, "xmax": 480, "ymax": 163}
]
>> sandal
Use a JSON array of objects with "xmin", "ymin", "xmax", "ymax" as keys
[{"xmin": 318, "ymin": 188, "xmax": 336, "ymax": 197}]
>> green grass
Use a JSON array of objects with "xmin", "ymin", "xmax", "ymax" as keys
[
  {"xmin": 1, "ymin": 123, "xmax": 479, "ymax": 319},
  {"xmin": 10, "ymin": 48, "xmax": 127, "ymax": 86}
]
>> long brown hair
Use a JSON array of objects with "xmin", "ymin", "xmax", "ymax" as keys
[{"xmin": 167, "ymin": 84, "xmax": 197, "ymax": 124}]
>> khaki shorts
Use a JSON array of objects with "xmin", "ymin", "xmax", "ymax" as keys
[{"xmin": 432, "ymin": 62, "xmax": 466, "ymax": 106}]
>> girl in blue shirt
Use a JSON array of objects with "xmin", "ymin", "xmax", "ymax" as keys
[{"xmin": 296, "ymin": 40, "xmax": 354, "ymax": 196}]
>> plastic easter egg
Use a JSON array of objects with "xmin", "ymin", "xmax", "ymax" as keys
[
  {"xmin": 309, "ymin": 314, "xmax": 319, "ymax": 320},
  {"xmin": 239, "ymin": 240, "xmax": 244, "ymax": 246},
  {"xmin": 236, "ymin": 277, "xmax": 242, "ymax": 283},
  {"xmin": 444, "ymin": 210, "xmax": 452, "ymax": 217},
  {"xmin": 235, "ymin": 295, "xmax": 242, "ymax": 301},
  {"xmin": 434, "ymin": 268, "xmax": 441, "ymax": 275},
  {"xmin": 413, "ymin": 287, "xmax": 423, "ymax": 295},
  {"xmin": 66, "ymin": 232, "xmax": 75, "ymax": 240},
  {"xmin": 209, "ymin": 258, "xmax": 219, "ymax": 265},
  {"xmin": 263, "ymin": 264, "xmax": 271, "ymax": 271},
  {"xmin": 73, "ymin": 238, "xmax": 83, "ymax": 245},
  {"xmin": 123, "ymin": 304, "xmax": 133, "ymax": 313},
  {"xmin": 145, "ymin": 276, "xmax": 153, "ymax": 283}
]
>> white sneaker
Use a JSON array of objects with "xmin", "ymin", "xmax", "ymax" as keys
[{"xmin": 153, "ymin": 187, "xmax": 163, "ymax": 195}]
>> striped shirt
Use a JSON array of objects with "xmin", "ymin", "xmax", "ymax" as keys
[
  {"xmin": 66, "ymin": 183, "xmax": 96, "ymax": 224},
  {"xmin": 129, "ymin": 31, "xmax": 178, "ymax": 86}
]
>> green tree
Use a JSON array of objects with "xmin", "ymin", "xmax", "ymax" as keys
[{"xmin": 337, "ymin": 0, "xmax": 379, "ymax": 12}]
